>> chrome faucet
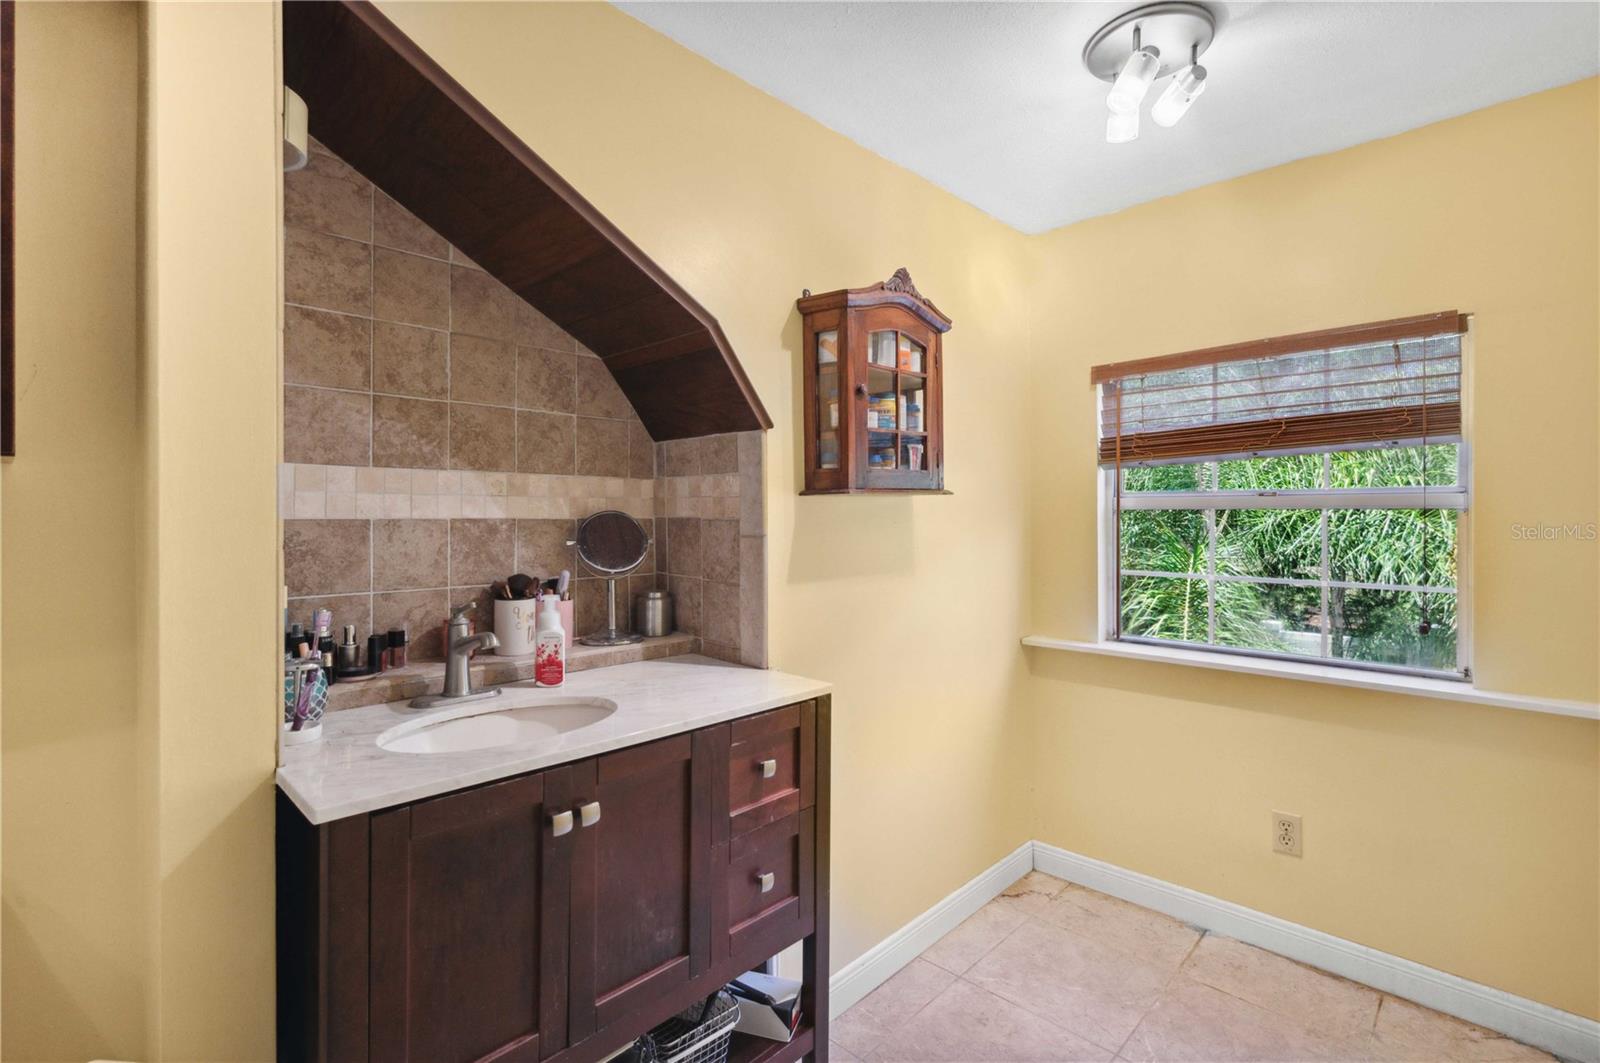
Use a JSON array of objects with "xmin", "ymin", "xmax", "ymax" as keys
[{"xmin": 409, "ymin": 603, "xmax": 502, "ymax": 709}]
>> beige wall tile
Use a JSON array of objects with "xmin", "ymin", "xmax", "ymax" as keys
[
  {"xmin": 575, "ymin": 358, "xmax": 634, "ymax": 420},
  {"xmin": 372, "ymin": 519, "xmax": 448, "ymax": 592},
  {"xmin": 668, "ymin": 574, "xmax": 702, "ymax": 636},
  {"xmin": 517, "ymin": 347, "xmax": 576, "ymax": 413},
  {"xmin": 286, "ymin": 227, "xmax": 371, "ymax": 316},
  {"xmin": 449, "ymin": 518, "xmax": 515, "ymax": 586},
  {"xmin": 374, "ymin": 589, "xmax": 450, "ymax": 661},
  {"xmin": 284, "ymin": 306, "xmax": 371, "ymax": 391},
  {"xmin": 518, "ymin": 410, "xmax": 576, "ymax": 475},
  {"xmin": 373, "ymin": 247, "xmax": 450, "ymax": 329},
  {"xmin": 284, "ymin": 151, "xmax": 372, "ymax": 242},
  {"xmin": 664, "ymin": 516, "xmax": 702, "ymax": 577},
  {"xmin": 576, "ymin": 417, "xmax": 629, "ymax": 478},
  {"xmin": 449, "ymin": 334, "xmax": 516, "ymax": 406},
  {"xmin": 517, "ymin": 518, "xmax": 576, "ymax": 578},
  {"xmin": 516, "ymin": 300, "xmax": 576, "ymax": 352},
  {"xmin": 284, "ymin": 519, "xmax": 371, "ymax": 596},
  {"xmin": 739, "ymin": 535, "xmax": 767, "ymax": 668},
  {"xmin": 701, "ymin": 519, "xmax": 739, "ymax": 584},
  {"xmin": 572, "ymin": 577, "xmax": 608, "ymax": 636},
  {"xmin": 373, "ymin": 189, "xmax": 449, "ymax": 259},
  {"xmin": 629, "ymin": 421, "xmax": 655, "ymax": 480},
  {"xmin": 738, "ymin": 430, "xmax": 765, "ymax": 535},
  {"xmin": 702, "ymin": 579, "xmax": 739, "ymax": 650},
  {"xmin": 284, "ymin": 386, "xmax": 371, "ymax": 467},
  {"xmin": 372, "ymin": 395, "xmax": 448, "ymax": 469},
  {"xmin": 451, "ymin": 265, "xmax": 518, "ymax": 342},
  {"xmin": 450, "ymin": 402, "xmax": 516, "ymax": 471},
  {"xmin": 372, "ymin": 321, "xmax": 448, "ymax": 400},
  {"xmin": 659, "ymin": 437, "xmax": 701, "ymax": 477},
  {"xmin": 702, "ymin": 433, "xmax": 738, "ymax": 474}
]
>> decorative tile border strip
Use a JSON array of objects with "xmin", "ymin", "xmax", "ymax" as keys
[
  {"xmin": 279, "ymin": 463, "xmax": 657, "ymax": 521},
  {"xmin": 278, "ymin": 464, "xmax": 746, "ymax": 521}
]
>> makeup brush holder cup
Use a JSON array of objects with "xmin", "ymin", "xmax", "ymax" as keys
[
  {"xmin": 493, "ymin": 597, "xmax": 573, "ymax": 657},
  {"xmin": 282, "ymin": 657, "xmax": 327, "ymax": 745},
  {"xmin": 494, "ymin": 597, "xmax": 540, "ymax": 656}
]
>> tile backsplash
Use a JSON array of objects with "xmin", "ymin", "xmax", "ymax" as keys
[{"xmin": 282, "ymin": 139, "xmax": 765, "ymax": 668}]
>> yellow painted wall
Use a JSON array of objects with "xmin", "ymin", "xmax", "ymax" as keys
[
  {"xmin": 2, "ymin": 3, "xmax": 281, "ymax": 1061},
  {"xmin": 1, "ymin": 4, "xmax": 148, "ymax": 1059},
  {"xmin": 376, "ymin": 0, "xmax": 1040, "ymax": 976},
  {"xmin": 1024, "ymin": 79, "xmax": 1599, "ymax": 1019},
  {"xmin": 141, "ymin": 2, "xmax": 281, "ymax": 1058}
]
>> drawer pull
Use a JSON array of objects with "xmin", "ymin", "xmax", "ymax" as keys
[
  {"xmin": 579, "ymin": 801, "xmax": 602, "ymax": 828},
  {"xmin": 551, "ymin": 810, "xmax": 573, "ymax": 837},
  {"xmin": 756, "ymin": 871, "xmax": 775, "ymax": 894},
  {"xmin": 757, "ymin": 758, "xmax": 777, "ymax": 779}
]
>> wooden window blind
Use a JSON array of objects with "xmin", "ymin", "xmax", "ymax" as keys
[{"xmin": 1095, "ymin": 312, "xmax": 1467, "ymax": 466}]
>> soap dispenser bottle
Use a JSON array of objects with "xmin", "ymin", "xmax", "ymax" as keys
[{"xmin": 534, "ymin": 593, "xmax": 567, "ymax": 687}]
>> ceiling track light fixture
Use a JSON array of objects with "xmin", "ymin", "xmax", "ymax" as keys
[{"xmin": 1083, "ymin": 2, "xmax": 1216, "ymax": 143}]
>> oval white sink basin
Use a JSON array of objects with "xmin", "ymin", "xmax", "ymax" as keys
[{"xmin": 378, "ymin": 697, "xmax": 617, "ymax": 755}]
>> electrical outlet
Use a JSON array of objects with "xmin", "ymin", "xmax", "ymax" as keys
[{"xmin": 1272, "ymin": 811, "xmax": 1302, "ymax": 857}]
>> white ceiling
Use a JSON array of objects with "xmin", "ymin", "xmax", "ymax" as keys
[{"xmin": 616, "ymin": 1, "xmax": 1600, "ymax": 234}]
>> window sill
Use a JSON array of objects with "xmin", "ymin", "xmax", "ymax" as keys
[{"xmin": 1021, "ymin": 636, "xmax": 1599, "ymax": 721}]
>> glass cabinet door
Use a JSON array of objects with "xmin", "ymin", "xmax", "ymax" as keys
[
  {"xmin": 815, "ymin": 328, "xmax": 840, "ymax": 470},
  {"xmin": 861, "ymin": 328, "xmax": 934, "ymax": 485}
]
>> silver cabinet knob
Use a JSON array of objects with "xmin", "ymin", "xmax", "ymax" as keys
[
  {"xmin": 579, "ymin": 800, "xmax": 602, "ymax": 828},
  {"xmin": 758, "ymin": 758, "xmax": 777, "ymax": 779},
  {"xmin": 551, "ymin": 810, "xmax": 573, "ymax": 837},
  {"xmin": 757, "ymin": 871, "xmax": 775, "ymax": 894}
]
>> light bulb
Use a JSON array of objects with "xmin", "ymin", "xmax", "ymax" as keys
[
  {"xmin": 1107, "ymin": 45, "xmax": 1161, "ymax": 115},
  {"xmin": 1106, "ymin": 109, "xmax": 1139, "ymax": 144},
  {"xmin": 1151, "ymin": 64, "xmax": 1207, "ymax": 127}
]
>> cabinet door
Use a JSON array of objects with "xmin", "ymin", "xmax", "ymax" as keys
[
  {"xmin": 567, "ymin": 731, "xmax": 714, "ymax": 1041},
  {"xmin": 369, "ymin": 772, "xmax": 564, "ymax": 1063}
]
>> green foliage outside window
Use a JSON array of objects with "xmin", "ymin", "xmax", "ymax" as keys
[{"xmin": 1118, "ymin": 446, "xmax": 1460, "ymax": 672}]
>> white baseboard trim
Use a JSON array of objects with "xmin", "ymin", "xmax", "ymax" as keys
[
  {"xmin": 825, "ymin": 840, "xmax": 1597, "ymax": 1063},
  {"xmin": 1032, "ymin": 842, "xmax": 1600, "ymax": 1063},
  {"xmin": 828, "ymin": 840, "xmax": 1033, "ymax": 1017}
]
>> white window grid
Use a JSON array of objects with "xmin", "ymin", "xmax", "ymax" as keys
[{"xmin": 1099, "ymin": 446, "xmax": 1472, "ymax": 680}]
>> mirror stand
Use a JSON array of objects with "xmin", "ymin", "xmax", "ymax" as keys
[{"xmin": 581, "ymin": 575, "xmax": 644, "ymax": 647}]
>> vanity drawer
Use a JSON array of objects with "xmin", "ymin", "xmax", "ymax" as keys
[
  {"xmin": 725, "ymin": 810, "xmax": 814, "ymax": 961},
  {"xmin": 727, "ymin": 701, "xmax": 814, "ymax": 837}
]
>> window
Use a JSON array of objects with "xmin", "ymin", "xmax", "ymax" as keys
[{"xmin": 1095, "ymin": 313, "xmax": 1469, "ymax": 679}]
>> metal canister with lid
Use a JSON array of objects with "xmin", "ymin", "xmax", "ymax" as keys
[{"xmin": 634, "ymin": 589, "xmax": 674, "ymax": 638}]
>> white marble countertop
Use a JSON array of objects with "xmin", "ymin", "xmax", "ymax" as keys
[{"xmin": 277, "ymin": 655, "xmax": 831, "ymax": 824}]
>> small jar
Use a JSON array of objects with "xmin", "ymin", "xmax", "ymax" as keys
[
  {"xmin": 388, "ymin": 628, "xmax": 408, "ymax": 669},
  {"xmin": 634, "ymin": 589, "xmax": 674, "ymax": 638}
]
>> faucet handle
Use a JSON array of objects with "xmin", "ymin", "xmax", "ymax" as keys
[{"xmin": 450, "ymin": 602, "xmax": 476, "ymax": 621}]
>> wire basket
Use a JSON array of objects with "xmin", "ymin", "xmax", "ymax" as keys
[{"xmin": 636, "ymin": 990, "xmax": 741, "ymax": 1063}]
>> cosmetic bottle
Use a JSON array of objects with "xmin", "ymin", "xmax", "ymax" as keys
[
  {"xmin": 366, "ymin": 633, "xmax": 388, "ymax": 675},
  {"xmin": 319, "ymin": 636, "xmax": 337, "ymax": 685},
  {"xmin": 335, "ymin": 625, "xmax": 361, "ymax": 676},
  {"xmin": 388, "ymin": 628, "xmax": 408, "ymax": 669},
  {"xmin": 534, "ymin": 594, "xmax": 566, "ymax": 687}
]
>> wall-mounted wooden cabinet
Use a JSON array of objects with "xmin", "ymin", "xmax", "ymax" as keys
[
  {"xmin": 277, "ymin": 698, "xmax": 830, "ymax": 1063},
  {"xmin": 798, "ymin": 269, "xmax": 952, "ymax": 494}
]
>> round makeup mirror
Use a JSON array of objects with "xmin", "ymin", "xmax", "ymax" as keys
[{"xmin": 571, "ymin": 510, "xmax": 651, "ymax": 645}]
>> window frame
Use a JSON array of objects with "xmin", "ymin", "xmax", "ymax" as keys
[{"xmin": 1098, "ymin": 441, "xmax": 1473, "ymax": 681}]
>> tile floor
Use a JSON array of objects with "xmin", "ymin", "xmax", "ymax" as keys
[{"xmin": 830, "ymin": 872, "xmax": 1557, "ymax": 1063}]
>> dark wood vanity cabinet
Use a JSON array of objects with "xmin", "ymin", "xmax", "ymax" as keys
[
  {"xmin": 278, "ymin": 696, "xmax": 830, "ymax": 1063},
  {"xmin": 368, "ymin": 774, "xmax": 561, "ymax": 1062}
]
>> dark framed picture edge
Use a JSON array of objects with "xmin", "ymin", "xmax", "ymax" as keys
[{"xmin": 2, "ymin": 0, "xmax": 14, "ymax": 458}]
